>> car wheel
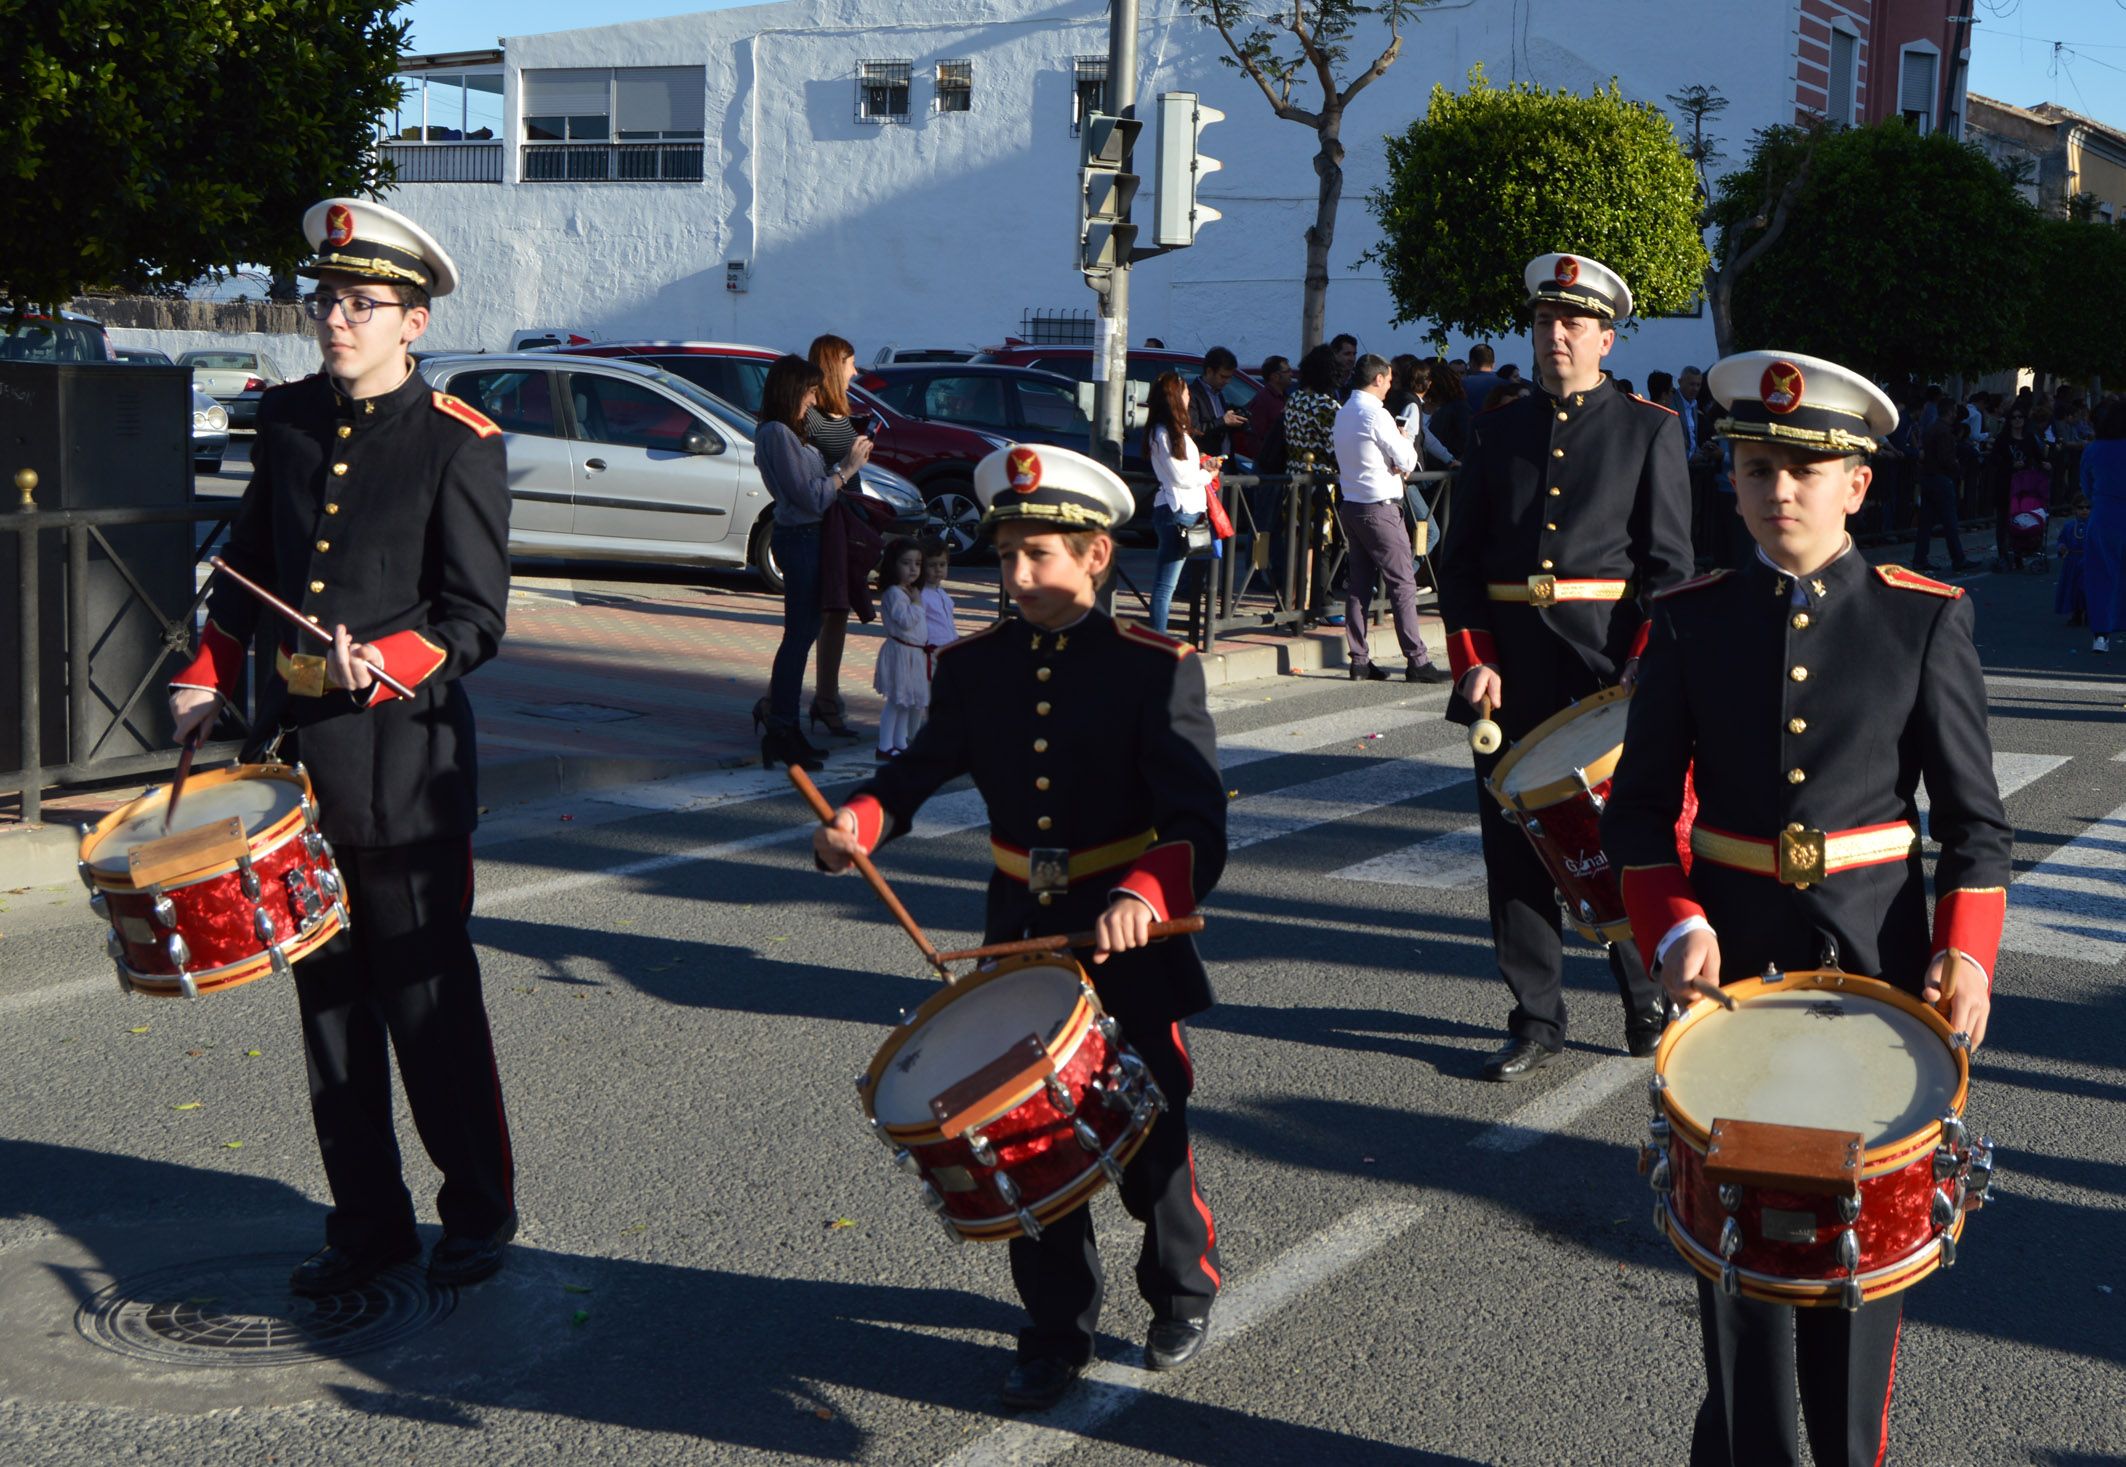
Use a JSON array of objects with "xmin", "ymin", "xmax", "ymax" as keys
[
  {"xmin": 748, "ymin": 514, "xmax": 785, "ymax": 594},
  {"xmin": 924, "ymin": 480, "xmax": 984, "ymax": 556},
  {"xmin": 194, "ymin": 458, "xmax": 222, "ymax": 475}
]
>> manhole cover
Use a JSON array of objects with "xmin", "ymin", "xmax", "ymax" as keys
[
  {"xmin": 76, "ymin": 1255, "xmax": 455, "ymax": 1367},
  {"xmin": 521, "ymin": 701, "xmax": 643, "ymax": 723}
]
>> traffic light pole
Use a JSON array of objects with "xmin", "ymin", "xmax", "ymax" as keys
[{"xmin": 1090, "ymin": 0, "xmax": 1137, "ymax": 470}]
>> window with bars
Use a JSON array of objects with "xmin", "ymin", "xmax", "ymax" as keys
[
  {"xmin": 1072, "ymin": 56, "xmax": 1108, "ymax": 137},
  {"xmin": 936, "ymin": 60, "xmax": 972, "ymax": 113},
  {"xmin": 858, "ymin": 59, "xmax": 912, "ymax": 123}
]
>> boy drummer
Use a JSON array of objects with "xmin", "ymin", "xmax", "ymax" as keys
[
  {"xmin": 813, "ymin": 445, "xmax": 1226, "ymax": 1411},
  {"xmin": 1600, "ymin": 351, "xmax": 2011, "ymax": 1465}
]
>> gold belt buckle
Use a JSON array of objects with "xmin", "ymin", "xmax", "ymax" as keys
[
  {"xmin": 1777, "ymin": 824, "xmax": 1827, "ymax": 886},
  {"xmin": 1027, "ymin": 847, "xmax": 1071, "ymax": 898},
  {"xmin": 1527, "ymin": 574, "xmax": 1558, "ymax": 608},
  {"xmin": 283, "ymin": 652, "xmax": 329, "ymax": 699}
]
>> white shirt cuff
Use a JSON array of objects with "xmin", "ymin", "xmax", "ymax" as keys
[{"xmin": 1654, "ymin": 916, "xmax": 1713, "ymax": 969}]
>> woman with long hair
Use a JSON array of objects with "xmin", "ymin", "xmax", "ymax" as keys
[
  {"xmin": 805, "ymin": 333, "xmax": 869, "ymax": 738},
  {"xmin": 1283, "ymin": 344, "xmax": 1342, "ymax": 473},
  {"xmin": 1145, "ymin": 369, "xmax": 1218, "ymax": 634},
  {"xmin": 1989, "ymin": 403, "xmax": 2051, "ymax": 571},
  {"xmin": 753, "ymin": 354, "xmax": 872, "ymax": 769},
  {"xmin": 1422, "ymin": 357, "xmax": 1469, "ymax": 463}
]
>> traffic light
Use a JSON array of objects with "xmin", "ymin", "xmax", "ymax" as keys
[
  {"xmin": 1079, "ymin": 112, "xmax": 1142, "ymax": 274},
  {"xmin": 1153, "ymin": 92, "xmax": 1223, "ymax": 248}
]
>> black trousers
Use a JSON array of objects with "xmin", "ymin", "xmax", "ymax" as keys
[
  {"xmin": 1009, "ymin": 1018, "xmax": 1221, "ymax": 1364},
  {"xmin": 1692, "ymin": 1280, "xmax": 1904, "ymax": 1467},
  {"xmin": 295, "ymin": 837, "xmax": 515, "ymax": 1251}
]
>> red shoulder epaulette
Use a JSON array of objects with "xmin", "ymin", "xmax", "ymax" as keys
[
  {"xmin": 1875, "ymin": 564, "xmax": 1964, "ymax": 599},
  {"xmin": 1117, "ymin": 622, "xmax": 1194, "ymax": 659},
  {"xmin": 432, "ymin": 391, "xmax": 501, "ymax": 439},
  {"xmin": 936, "ymin": 620, "xmax": 1007, "ymax": 659},
  {"xmin": 1631, "ymin": 393, "xmax": 1679, "ymax": 418},
  {"xmin": 1653, "ymin": 569, "xmax": 1731, "ymax": 600}
]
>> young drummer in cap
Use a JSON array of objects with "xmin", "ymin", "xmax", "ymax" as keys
[
  {"xmin": 1438, "ymin": 253, "xmax": 1694, "ymax": 1079},
  {"xmin": 170, "ymin": 199, "xmax": 518, "ymax": 1294},
  {"xmin": 1601, "ymin": 351, "xmax": 2011, "ymax": 1465},
  {"xmin": 814, "ymin": 444, "xmax": 1225, "ymax": 1410}
]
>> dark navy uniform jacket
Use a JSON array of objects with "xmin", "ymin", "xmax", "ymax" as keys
[
  {"xmin": 848, "ymin": 611, "xmax": 1227, "ymax": 1028},
  {"xmin": 172, "ymin": 369, "xmax": 510, "ymax": 848},
  {"xmin": 1601, "ymin": 549, "xmax": 2012, "ymax": 990},
  {"xmin": 1438, "ymin": 378, "xmax": 1693, "ymax": 732}
]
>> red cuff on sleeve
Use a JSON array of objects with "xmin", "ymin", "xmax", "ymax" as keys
[
  {"xmin": 1629, "ymin": 618, "xmax": 1653, "ymax": 661},
  {"xmin": 1445, "ymin": 628, "xmax": 1497, "ymax": 682},
  {"xmin": 361, "ymin": 629, "xmax": 448, "ymax": 707},
  {"xmin": 1931, "ymin": 887, "xmax": 2006, "ymax": 990},
  {"xmin": 844, "ymin": 795, "xmax": 885, "ymax": 855},
  {"xmin": 172, "ymin": 619, "xmax": 246, "ymax": 701},
  {"xmin": 1113, "ymin": 841, "xmax": 1196, "ymax": 923},
  {"xmin": 1620, "ymin": 863, "xmax": 1707, "ymax": 976}
]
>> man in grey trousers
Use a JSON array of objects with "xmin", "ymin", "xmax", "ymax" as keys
[{"xmin": 1331, "ymin": 354, "xmax": 1452, "ymax": 683}]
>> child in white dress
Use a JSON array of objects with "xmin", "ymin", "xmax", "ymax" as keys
[
  {"xmin": 872, "ymin": 537, "xmax": 929, "ymax": 758},
  {"xmin": 918, "ymin": 538, "xmax": 957, "ymax": 674}
]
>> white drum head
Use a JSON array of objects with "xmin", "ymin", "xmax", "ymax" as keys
[
  {"xmin": 1665, "ymin": 991, "xmax": 1959, "ymax": 1145},
  {"xmin": 89, "ymin": 776, "xmax": 300, "ymax": 873},
  {"xmin": 872, "ymin": 963, "xmax": 1084, "ymax": 1127},
  {"xmin": 1499, "ymin": 697, "xmax": 1630, "ymax": 799}
]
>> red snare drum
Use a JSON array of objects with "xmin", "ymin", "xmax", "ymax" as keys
[
  {"xmin": 1643, "ymin": 969, "xmax": 1994, "ymax": 1309},
  {"xmin": 77, "ymin": 763, "xmax": 349, "ymax": 999},
  {"xmin": 1486, "ymin": 686, "xmax": 1637, "ymax": 943},
  {"xmin": 859, "ymin": 952, "xmax": 1160, "ymax": 1243}
]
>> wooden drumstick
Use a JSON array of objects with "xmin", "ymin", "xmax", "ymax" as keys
[
  {"xmin": 1687, "ymin": 977, "xmax": 1738, "ymax": 1012},
  {"xmin": 207, "ymin": 557, "xmax": 417, "ymax": 699},
  {"xmin": 1934, "ymin": 948, "xmax": 1961, "ymax": 1019},
  {"xmin": 935, "ymin": 916, "xmax": 1207, "ymax": 966},
  {"xmin": 1469, "ymin": 697, "xmax": 1503, "ymax": 756},
  {"xmin": 787, "ymin": 765, "xmax": 951, "ymax": 981}
]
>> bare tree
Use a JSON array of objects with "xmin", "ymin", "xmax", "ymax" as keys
[
  {"xmin": 1671, "ymin": 84, "xmax": 1818, "ymax": 357},
  {"xmin": 1190, "ymin": 0, "xmax": 1438, "ymax": 352}
]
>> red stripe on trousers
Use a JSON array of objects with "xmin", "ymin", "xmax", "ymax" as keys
[
  {"xmin": 1171, "ymin": 1022, "xmax": 1195, "ymax": 1088},
  {"xmin": 1873, "ymin": 1315, "xmax": 1903, "ymax": 1467},
  {"xmin": 1186, "ymin": 1147, "xmax": 1220, "ymax": 1290}
]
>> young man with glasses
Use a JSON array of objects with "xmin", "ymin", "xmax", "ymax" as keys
[{"xmin": 169, "ymin": 198, "xmax": 518, "ymax": 1296}]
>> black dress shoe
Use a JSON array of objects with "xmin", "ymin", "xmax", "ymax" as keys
[
  {"xmin": 428, "ymin": 1214, "xmax": 518, "ymax": 1288},
  {"xmin": 1145, "ymin": 1317, "xmax": 1210, "ymax": 1371},
  {"xmin": 1481, "ymin": 1038, "xmax": 1560, "ymax": 1082},
  {"xmin": 1349, "ymin": 661, "xmax": 1389, "ymax": 682},
  {"xmin": 1405, "ymin": 662, "xmax": 1452, "ymax": 685},
  {"xmin": 288, "ymin": 1237, "xmax": 420, "ymax": 1297},
  {"xmin": 999, "ymin": 1356, "xmax": 1085, "ymax": 1411},
  {"xmin": 1625, "ymin": 1024, "xmax": 1666, "ymax": 1059}
]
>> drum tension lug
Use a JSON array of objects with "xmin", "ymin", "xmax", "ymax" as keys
[
  {"xmin": 269, "ymin": 943, "xmax": 292, "ymax": 982},
  {"xmin": 965, "ymin": 1131, "xmax": 998, "ymax": 1169},
  {"xmin": 1718, "ymin": 1217, "xmax": 1743, "ymax": 1260},
  {"xmin": 1045, "ymin": 1075, "xmax": 1076, "ymax": 1117},
  {"xmin": 1720, "ymin": 1263, "xmax": 1740, "ymax": 1299},
  {"xmin": 148, "ymin": 884, "xmax": 175, "ymax": 930},
  {"xmin": 1837, "ymin": 1192, "xmax": 1861, "ymax": 1225},
  {"xmin": 238, "ymin": 853, "xmax": 262, "ymax": 901},
  {"xmin": 1098, "ymin": 1153, "xmax": 1126, "ymax": 1189},
  {"xmin": 1841, "ymin": 1277, "xmax": 1863, "ymax": 1312},
  {"xmin": 1718, "ymin": 1183, "xmax": 1741, "ymax": 1214},
  {"xmin": 994, "ymin": 1171, "xmax": 1021, "ymax": 1207},
  {"xmin": 1016, "ymin": 1208, "xmax": 1043, "ymax": 1241},
  {"xmin": 1074, "ymin": 1120, "xmax": 1102, "ymax": 1154},
  {"xmin": 1940, "ymin": 1232, "xmax": 1958, "ymax": 1269}
]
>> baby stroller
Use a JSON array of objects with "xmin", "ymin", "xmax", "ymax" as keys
[{"xmin": 2007, "ymin": 469, "xmax": 2050, "ymax": 571}]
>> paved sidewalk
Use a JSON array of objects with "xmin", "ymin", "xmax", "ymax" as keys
[{"xmin": 1, "ymin": 552, "xmax": 1393, "ymax": 888}]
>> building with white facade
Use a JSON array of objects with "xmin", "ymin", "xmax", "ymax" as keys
[{"xmin": 378, "ymin": 0, "xmax": 1967, "ymax": 384}]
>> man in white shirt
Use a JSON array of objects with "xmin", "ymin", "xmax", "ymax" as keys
[{"xmin": 1331, "ymin": 355, "xmax": 1450, "ymax": 683}]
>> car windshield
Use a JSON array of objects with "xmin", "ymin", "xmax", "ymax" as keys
[
  {"xmin": 181, "ymin": 353, "xmax": 260, "ymax": 370},
  {"xmin": 0, "ymin": 317, "xmax": 108, "ymax": 362},
  {"xmin": 636, "ymin": 367, "xmax": 755, "ymax": 439}
]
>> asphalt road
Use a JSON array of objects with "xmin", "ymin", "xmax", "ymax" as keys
[{"xmin": 0, "ymin": 557, "xmax": 2120, "ymax": 1466}]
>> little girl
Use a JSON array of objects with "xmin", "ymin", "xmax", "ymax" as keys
[
  {"xmin": 918, "ymin": 537, "xmax": 957, "ymax": 668},
  {"xmin": 872, "ymin": 537, "xmax": 929, "ymax": 759}
]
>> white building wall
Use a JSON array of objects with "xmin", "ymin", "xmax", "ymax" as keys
[{"xmin": 389, "ymin": 0, "xmax": 1795, "ymax": 387}]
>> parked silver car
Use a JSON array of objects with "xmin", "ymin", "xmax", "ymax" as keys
[
  {"xmin": 421, "ymin": 353, "xmax": 925, "ymax": 589},
  {"xmin": 178, "ymin": 349, "xmax": 288, "ymax": 429},
  {"xmin": 190, "ymin": 386, "xmax": 230, "ymax": 473}
]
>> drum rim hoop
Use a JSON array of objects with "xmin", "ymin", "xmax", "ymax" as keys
[
  {"xmin": 1660, "ymin": 1199, "xmax": 1961, "ymax": 1303},
  {"xmin": 78, "ymin": 764, "xmax": 315, "ymax": 887},
  {"xmin": 937, "ymin": 1119, "xmax": 1158, "ymax": 1239},
  {"xmin": 1485, "ymin": 683, "xmax": 1632, "ymax": 811},
  {"xmin": 1653, "ymin": 969, "xmax": 1971, "ymax": 1164},
  {"xmin": 863, "ymin": 950, "xmax": 1099, "ymax": 1138},
  {"xmin": 114, "ymin": 912, "xmax": 341, "ymax": 991}
]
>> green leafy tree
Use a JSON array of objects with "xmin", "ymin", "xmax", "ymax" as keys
[
  {"xmin": 1, "ymin": 0, "xmax": 409, "ymax": 312},
  {"xmin": 1713, "ymin": 121, "xmax": 2035, "ymax": 379},
  {"xmin": 1187, "ymin": 0, "xmax": 1440, "ymax": 352},
  {"xmin": 2021, "ymin": 214, "xmax": 2126, "ymax": 383},
  {"xmin": 1367, "ymin": 68, "xmax": 1708, "ymax": 342}
]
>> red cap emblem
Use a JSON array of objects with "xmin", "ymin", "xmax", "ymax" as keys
[
  {"xmin": 324, "ymin": 203, "xmax": 356, "ymax": 249},
  {"xmin": 1553, "ymin": 256, "xmax": 1580, "ymax": 287},
  {"xmin": 1006, "ymin": 448, "xmax": 1043, "ymax": 495},
  {"xmin": 1760, "ymin": 361, "xmax": 1805, "ymax": 415}
]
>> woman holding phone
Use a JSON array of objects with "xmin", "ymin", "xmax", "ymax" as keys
[{"xmin": 805, "ymin": 333, "xmax": 872, "ymax": 737}]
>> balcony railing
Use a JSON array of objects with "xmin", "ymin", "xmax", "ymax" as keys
[
  {"xmin": 522, "ymin": 142, "xmax": 705, "ymax": 183},
  {"xmin": 379, "ymin": 142, "xmax": 504, "ymax": 183}
]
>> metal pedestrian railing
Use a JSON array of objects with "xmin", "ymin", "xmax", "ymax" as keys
[{"xmin": 5, "ymin": 473, "xmax": 251, "ymax": 824}]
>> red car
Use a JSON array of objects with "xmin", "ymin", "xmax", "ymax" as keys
[
  {"xmin": 558, "ymin": 340, "xmax": 1017, "ymax": 554},
  {"xmin": 971, "ymin": 345, "xmax": 1267, "ymax": 438}
]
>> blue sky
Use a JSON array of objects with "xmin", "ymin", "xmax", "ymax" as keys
[{"xmin": 402, "ymin": 0, "xmax": 2126, "ymax": 125}]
